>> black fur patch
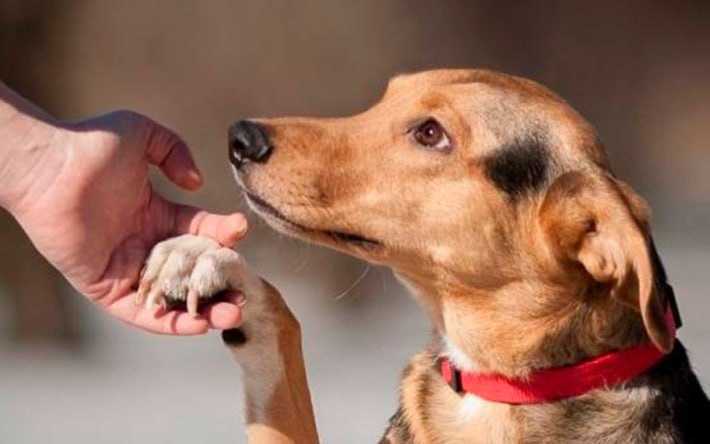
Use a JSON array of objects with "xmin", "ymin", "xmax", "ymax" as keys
[
  {"xmin": 633, "ymin": 341, "xmax": 710, "ymax": 442},
  {"xmin": 381, "ymin": 408, "xmax": 412, "ymax": 444},
  {"xmin": 484, "ymin": 136, "xmax": 550, "ymax": 199},
  {"xmin": 649, "ymin": 239, "xmax": 682, "ymax": 328},
  {"xmin": 221, "ymin": 328, "xmax": 247, "ymax": 345}
]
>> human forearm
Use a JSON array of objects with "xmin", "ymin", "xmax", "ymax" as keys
[{"xmin": 0, "ymin": 81, "xmax": 64, "ymax": 214}]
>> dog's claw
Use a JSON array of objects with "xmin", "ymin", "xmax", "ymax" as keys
[
  {"xmin": 146, "ymin": 289, "xmax": 166, "ymax": 312},
  {"xmin": 136, "ymin": 235, "xmax": 245, "ymax": 317},
  {"xmin": 187, "ymin": 289, "xmax": 200, "ymax": 318},
  {"xmin": 135, "ymin": 284, "xmax": 149, "ymax": 305}
]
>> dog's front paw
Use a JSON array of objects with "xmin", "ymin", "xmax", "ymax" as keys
[{"xmin": 136, "ymin": 234, "xmax": 252, "ymax": 317}]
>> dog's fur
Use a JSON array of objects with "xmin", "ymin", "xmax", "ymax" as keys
[{"xmin": 141, "ymin": 69, "xmax": 709, "ymax": 443}]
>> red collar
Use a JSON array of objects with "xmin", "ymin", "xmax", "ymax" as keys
[{"xmin": 440, "ymin": 306, "xmax": 678, "ymax": 404}]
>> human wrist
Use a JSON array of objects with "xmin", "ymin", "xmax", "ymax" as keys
[{"xmin": 0, "ymin": 82, "xmax": 65, "ymax": 214}]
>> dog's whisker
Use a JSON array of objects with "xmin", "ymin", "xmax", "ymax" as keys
[
  {"xmin": 333, "ymin": 263, "xmax": 371, "ymax": 301},
  {"xmin": 377, "ymin": 266, "xmax": 389, "ymax": 296},
  {"xmin": 293, "ymin": 242, "xmax": 311, "ymax": 274}
]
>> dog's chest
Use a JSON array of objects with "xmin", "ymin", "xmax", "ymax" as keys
[
  {"xmin": 399, "ymin": 350, "xmax": 520, "ymax": 443},
  {"xmin": 427, "ymin": 391, "xmax": 519, "ymax": 443}
]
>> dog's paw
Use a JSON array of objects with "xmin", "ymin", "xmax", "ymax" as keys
[{"xmin": 136, "ymin": 234, "xmax": 251, "ymax": 317}]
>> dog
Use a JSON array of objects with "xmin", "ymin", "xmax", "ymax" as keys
[{"xmin": 137, "ymin": 69, "xmax": 710, "ymax": 443}]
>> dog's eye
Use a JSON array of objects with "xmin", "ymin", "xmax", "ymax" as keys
[{"xmin": 413, "ymin": 119, "xmax": 450, "ymax": 150}]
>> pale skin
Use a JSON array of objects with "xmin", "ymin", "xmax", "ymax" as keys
[{"xmin": 0, "ymin": 81, "xmax": 247, "ymax": 335}]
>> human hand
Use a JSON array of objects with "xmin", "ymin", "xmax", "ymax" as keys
[{"xmin": 7, "ymin": 110, "xmax": 247, "ymax": 335}]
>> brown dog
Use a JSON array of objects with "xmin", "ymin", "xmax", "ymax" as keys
[{"xmin": 140, "ymin": 69, "xmax": 709, "ymax": 443}]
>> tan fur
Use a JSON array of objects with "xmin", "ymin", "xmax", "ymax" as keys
[
  {"xmin": 230, "ymin": 281, "xmax": 319, "ymax": 444},
  {"xmin": 138, "ymin": 236, "xmax": 318, "ymax": 443},
  {"xmin": 226, "ymin": 69, "xmax": 682, "ymax": 442},
  {"xmin": 396, "ymin": 347, "xmax": 519, "ymax": 444}
]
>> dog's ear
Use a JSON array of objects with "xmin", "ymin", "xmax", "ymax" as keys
[{"xmin": 538, "ymin": 171, "xmax": 673, "ymax": 352}]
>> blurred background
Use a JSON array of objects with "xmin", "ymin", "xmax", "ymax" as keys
[{"xmin": 0, "ymin": 1, "xmax": 708, "ymax": 442}]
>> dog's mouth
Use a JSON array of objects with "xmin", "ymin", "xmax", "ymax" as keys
[{"xmin": 244, "ymin": 192, "xmax": 382, "ymax": 251}]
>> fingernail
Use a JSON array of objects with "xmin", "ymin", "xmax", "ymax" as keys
[
  {"xmin": 186, "ymin": 170, "xmax": 203, "ymax": 187},
  {"xmin": 220, "ymin": 214, "xmax": 249, "ymax": 247},
  {"xmin": 234, "ymin": 213, "xmax": 248, "ymax": 234}
]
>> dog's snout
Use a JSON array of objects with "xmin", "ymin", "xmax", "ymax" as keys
[{"xmin": 228, "ymin": 120, "xmax": 272, "ymax": 167}]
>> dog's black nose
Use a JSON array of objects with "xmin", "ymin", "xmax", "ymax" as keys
[{"xmin": 228, "ymin": 120, "xmax": 272, "ymax": 167}]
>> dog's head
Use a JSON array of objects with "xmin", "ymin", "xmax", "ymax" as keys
[{"xmin": 230, "ymin": 69, "xmax": 672, "ymax": 375}]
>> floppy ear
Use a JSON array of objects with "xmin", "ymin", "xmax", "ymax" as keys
[{"xmin": 538, "ymin": 171, "xmax": 673, "ymax": 352}]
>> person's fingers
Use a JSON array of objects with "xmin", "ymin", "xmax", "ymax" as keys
[
  {"xmin": 104, "ymin": 291, "xmax": 243, "ymax": 334},
  {"xmin": 173, "ymin": 206, "xmax": 248, "ymax": 247},
  {"xmin": 203, "ymin": 291, "xmax": 244, "ymax": 329},
  {"xmin": 105, "ymin": 294, "xmax": 210, "ymax": 335},
  {"xmin": 75, "ymin": 110, "xmax": 203, "ymax": 190},
  {"xmin": 144, "ymin": 119, "xmax": 203, "ymax": 190}
]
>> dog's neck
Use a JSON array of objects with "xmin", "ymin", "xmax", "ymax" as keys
[
  {"xmin": 393, "ymin": 339, "xmax": 700, "ymax": 444},
  {"xmin": 441, "ymin": 335, "xmax": 481, "ymax": 372},
  {"xmin": 397, "ymin": 270, "xmax": 649, "ymax": 378},
  {"xmin": 406, "ymin": 336, "xmax": 702, "ymax": 443},
  {"xmin": 391, "ymin": 264, "xmax": 708, "ymax": 442}
]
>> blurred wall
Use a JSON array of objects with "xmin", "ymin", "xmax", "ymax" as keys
[{"xmin": 0, "ymin": 0, "xmax": 79, "ymax": 342}]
